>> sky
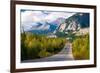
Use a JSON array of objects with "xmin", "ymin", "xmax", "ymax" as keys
[{"xmin": 21, "ymin": 9, "xmax": 76, "ymax": 31}]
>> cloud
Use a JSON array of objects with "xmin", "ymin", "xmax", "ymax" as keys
[
  {"xmin": 21, "ymin": 10, "xmax": 76, "ymax": 31},
  {"xmin": 21, "ymin": 11, "xmax": 44, "ymax": 23},
  {"xmin": 45, "ymin": 12, "xmax": 76, "ymax": 22},
  {"xmin": 21, "ymin": 11, "xmax": 44, "ymax": 31}
]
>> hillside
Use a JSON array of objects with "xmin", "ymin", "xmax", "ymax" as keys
[{"xmin": 55, "ymin": 13, "xmax": 89, "ymax": 37}]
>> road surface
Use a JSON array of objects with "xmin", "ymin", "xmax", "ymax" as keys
[{"xmin": 22, "ymin": 41, "xmax": 74, "ymax": 63}]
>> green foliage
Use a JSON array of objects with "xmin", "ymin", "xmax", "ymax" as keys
[
  {"xmin": 21, "ymin": 32, "xmax": 66, "ymax": 61},
  {"xmin": 55, "ymin": 31, "xmax": 67, "ymax": 37},
  {"xmin": 38, "ymin": 49, "xmax": 51, "ymax": 58},
  {"xmin": 72, "ymin": 33, "xmax": 89, "ymax": 60}
]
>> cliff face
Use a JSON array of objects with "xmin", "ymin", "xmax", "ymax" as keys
[{"xmin": 55, "ymin": 13, "xmax": 89, "ymax": 35}]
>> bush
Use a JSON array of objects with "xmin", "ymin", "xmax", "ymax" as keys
[
  {"xmin": 72, "ymin": 34, "xmax": 89, "ymax": 60},
  {"xmin": 38, "ymin": 49, "xmax": 51, "ymax": 58},
  {"xmin": 21, "ymin": 33, "xmax": 66, "ymax": 61}
]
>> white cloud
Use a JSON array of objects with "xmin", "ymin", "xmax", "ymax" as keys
[
  {"xmin": 45, "ymin": 12, "xmax": 76, "ymax": 22},
  {"xmin": 21, "ymin": 11, "xmax": 44, "ymax": 23},
  {"xmin": 21, "ymin": 10, "xmax": 76, "ymax": 31},
  {"xmin": 21, "ymin": 11, "xmax": 44, "ymax": 31}
]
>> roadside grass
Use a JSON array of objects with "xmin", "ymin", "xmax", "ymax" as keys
[
  {"xmin": 72, "ymin": 33, "xmax": 89, "ymax": 60},
  {"xmin": 21, "ymin": 32, "xmax": 66, "ymax": 61}
]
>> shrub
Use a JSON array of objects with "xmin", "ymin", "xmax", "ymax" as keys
[
  {"xmin": 38, "ymin": 49, "xmax": 51, "ymax": 58},
  {"xmin": 72, "ymin": 33, "xmax": 89, "ymax": 60},
  {"xmin": 21, "ymin": 33, "xmax": 66, "ymax": 61}
]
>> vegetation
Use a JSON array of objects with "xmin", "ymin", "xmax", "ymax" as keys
[
  {"xmin": 21, "ymin": 32, "xmax": 66, "ymax": 61},
  {"xmin": 72, "ymin": 33, "xmax": 89, "ymax": 60}
]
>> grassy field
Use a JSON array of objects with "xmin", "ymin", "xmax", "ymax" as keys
[{"xmin": 21, "ymin": 32, "xmax": 66, "ymax": 61}]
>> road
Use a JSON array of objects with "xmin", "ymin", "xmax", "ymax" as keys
[{"xmin": 22, "ymin": 41, "xmax": 74, "ymax": 63}]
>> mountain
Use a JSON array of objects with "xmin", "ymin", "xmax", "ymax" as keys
[
  {"xmin": 56, "ymin": 13, "xmax": 89, "ymax": 33},
  {"xmin": 54, "ymin": 13, "xmax": 90, "ymax": 37},
  {"xmin": 27, "ymin": 22, "xmax": 56, "ymax": 35},
  {"xmin": 26, "ymin": 13, "xmax": 89, "ymax": 35},
  {"xmin": 70, "ymin": 13, "xmax": 90, "ymax": 28},
  {"xmin": 27, "ymin": 18, "xmax": 66, "ymax": 35},
  {"xmin": 51, "ymin": 18, "xmax": 66, "ymax": 26}
]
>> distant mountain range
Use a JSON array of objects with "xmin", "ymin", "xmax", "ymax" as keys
[
  {"xmin": 26, "ymin": 13, "xmax": 89, "ymax": 35},
  {"xmin": 27, "ymin": 17, "xmax": 65, "ymax": 34}
]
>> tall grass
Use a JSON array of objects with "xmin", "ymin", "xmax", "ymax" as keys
[
  {"xmin": 72, "ymin": 33, "xmax": 89, "ymax": 60},
  {"xmin": 21, "ymin": 33, "xmax": 66, "ymax": 61}
]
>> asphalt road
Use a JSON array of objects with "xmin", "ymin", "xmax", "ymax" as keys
[{"xmin": 22, "ymin": 41, "xmax": 74, "ymax": 63}]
